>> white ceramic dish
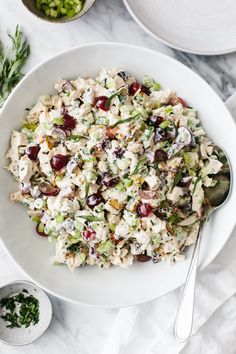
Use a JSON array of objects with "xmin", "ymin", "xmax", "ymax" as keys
[
  {"xmin": 0, "ymin": 280, "xmax": 52, "ymax": 345},
  {"xmin": 123, "ymin": 0, "xmax": 236, "ymax": 55},
  {"xmin": 0, "ymin": 43, "xmax": 235, "ymax": 308}
]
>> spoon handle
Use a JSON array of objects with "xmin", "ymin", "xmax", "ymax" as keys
[{"xmin": 173, "ymin": 222, "xmax": 202, "ymax": 342}]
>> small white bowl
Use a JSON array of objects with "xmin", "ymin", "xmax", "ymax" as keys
[{"xmin": 0, "ymin": 280, "xmax": 52, "ymax": 346}]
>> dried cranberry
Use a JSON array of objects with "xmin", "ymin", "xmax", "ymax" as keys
[
  {"xmin": 25, "ymin": 145, "xmax": 40, "ymax": 160},
  {"xmin": 86, "ymin": 193, "xmax": 104, "ymax": 209},
  {"xmin": 95, "ymin": 96, "xmax": 108, "ymax": 111},
  {"xmin": 39, "ymin": 182, "xmax": 60, "ymax": 196},
  {"xmin": 129, "ymin": 82, "xmax": 141, "ymax": 95},
  {"xmin": 83, "ymin": 228, "xmax": 96, "ymax": 240},
  {"xmin": 154, "ymin": 127, "xmax": 168, "ymax": 143},
  {"xmin": 141, "ymin": 85, "xmax": 151, "ymax": 95},
  {"xmin": 51, "ymin": 154, "xmax": 69, "ymax": 170},
  {"xmin": 137, "ymin": 203, "xmax": 153, "ymax": 217},
  {"xmin": 154, "ymin": 149, "xmax": 168, "ymax": 162},
  {"xmin": 62, "ymin": 113, "xmax": 76, "ymax": 130},
  {"xmin": 113, "ymin": 147, "xmax": 124, "ymax": 158},
  {"xmin": 102, "ymin": 176, "xmax": 120, "ymax": 188},
  {"xmin": 148, "ymin": 115, "xmax": 164, "ymax": 127},
  {"xmin": 137, "ymin": 253, "xmax": 151, "ymax": 262},
  {"xmin": 100, "ymin": 139, "xmax": 110, "ymax": 150}
]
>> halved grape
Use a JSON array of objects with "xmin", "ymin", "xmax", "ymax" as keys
[
  {"xmin": 39, "ymin": 182, "xmax": 60, "ymax": 196},
  {"xmin": 25, "ymin": 145, "xmax": 40, "ymax": 160},
  {"xmin": 51, "ymin": 154, "xmax": 69, "ymax": 170}
]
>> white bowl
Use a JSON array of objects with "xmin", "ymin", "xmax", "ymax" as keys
[
  {"xmin": 0, "ymin": 280, "xmax": 52, "ymax": 345},
  {"xmin": 0, "ymin": 43, "xmax": 235, "ymax": 307}
]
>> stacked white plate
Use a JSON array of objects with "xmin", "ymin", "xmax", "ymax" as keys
[{"xmin": 124, "ymin": 0, "xmax": 236, "ymax": 55}]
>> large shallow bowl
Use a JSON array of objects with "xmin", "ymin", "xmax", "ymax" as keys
[{"xmin": 0, "ymin": 43, "xmax": 235, "ymax": 307}]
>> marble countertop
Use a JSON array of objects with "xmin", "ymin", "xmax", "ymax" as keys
[{"xmin": 0, "ymin": 0, "xmax": 236, "ymax": 353}]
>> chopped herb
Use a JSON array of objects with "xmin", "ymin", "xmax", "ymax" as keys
[
  {"xmin": 130, "ymin": 158, "xmax": 147, "ymax": 176},
  {"xmin": 118, "ymin": 94, "xmax": 126, "ymax": 105},
  {"xmin": 168, "ymin": 214, "xmax": 180, "ymax": 224},
  {"xmin": 78, "ymin": 215, "xmax": 104, "ymax": 222},
  {"xmin": 67, "ymin": 243, "xmax": 80, "ymax": 253},
  {"xmin": 66, "ymin": 135, "xmax": 88, "ymax": 141},
  {"xmin": 83, "ymin": 175, "xmax": 90, "ymax": 197},
  {"xmin": 0, "ymin": 292, "xmax": 39, "ymax": 328},
  {"xmin": 105, "ymin": 88, "xmax": 124, "ymax": 109},
  {"xmin": 193, "ymin": 176, "xmax": 201, "ymax": 194},
  {"xmin": 110, "ymin": 113, "xmax": 140, "ymax": 128},
  {"xmin": 173, "ymin": 171, "xmax": 183, "ymax": 187}
]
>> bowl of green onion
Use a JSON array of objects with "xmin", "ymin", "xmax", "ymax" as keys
[{"xmin": 22, "ymin": 0, "xmax": 96, "ymax": 23}]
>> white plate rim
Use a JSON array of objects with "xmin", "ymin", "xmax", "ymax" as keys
[
  {"xmin": 0, "ymin": 42, "xmax": 235, "ymax": 307},
  {"xmin": 123, "ymin": 0, "xmax": 236, "ymax": 55}
]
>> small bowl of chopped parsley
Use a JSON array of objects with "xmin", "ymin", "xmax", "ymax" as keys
[
  {"xmin": 0, "ymin": 280, "xmax": 52, "ymax": 345},
  {"xmin": 21, "ymin": 0, "xmax": 96, "ymax": 23}
]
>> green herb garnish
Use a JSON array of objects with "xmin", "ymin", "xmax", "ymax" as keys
[
  {"xmin": 168, "ymin": 214, "xmax": 180, "ymax": 224},
  {"xmin": 0, "ymin": 25, "xmax": 30, "ymax": 108},
  {"xmin": 0, "ymin": 292, "xmax": 39, "ymax": 328},
  {"xmin": 66, "ymin": 135, "xmax": 88, "ymax": 141},
  {"xmin": 105, "ymin": 88, "xmax": 124, "ymax": 110},
  {"xmin": 130, "ymin": 158, "xmax": 147, "ymax": 176},
  {"xmin": 110, "ymin": 113, "xmax": 140, "ymax": 128},
  {"xmin": 78, "ymin": 215, "xmax": 104, "ymax": 222},
  {"xmin": 193, "ymin": 176, "xmax": 201, "ymax": 194},
  {"xmin": 83, "ymin": 175, "xmax": 90, "ymax": 198},
  {"xmin": 173, "ymin": 171, "xmax": 183, "ymax": 187}
]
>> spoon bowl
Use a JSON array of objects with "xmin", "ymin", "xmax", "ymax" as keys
[{"xmin": 174, "ymin": 146, "xmax": 232, "ymax": 343}]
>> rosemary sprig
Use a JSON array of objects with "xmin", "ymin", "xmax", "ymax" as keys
[{"xmin": 0, "ymin": 25, "xmax": 30, "ymax": 108}]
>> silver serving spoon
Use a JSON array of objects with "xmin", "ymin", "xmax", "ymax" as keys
[{"xmin": 174, "ymin": 146, "xmax": 232, "ymax": 343}]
